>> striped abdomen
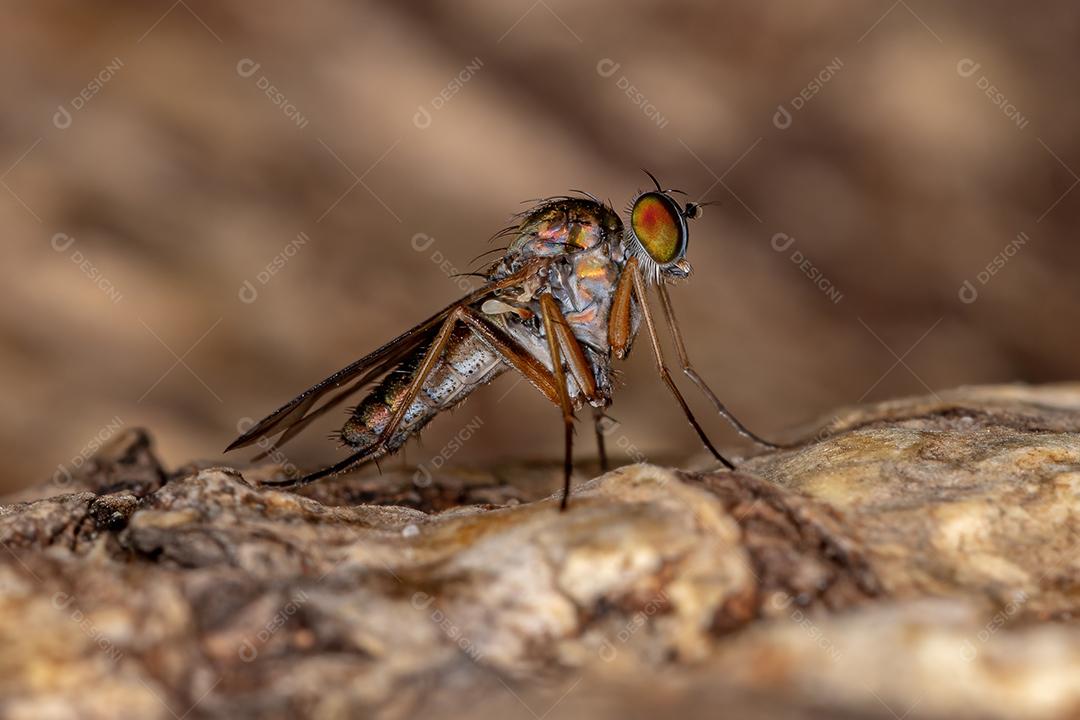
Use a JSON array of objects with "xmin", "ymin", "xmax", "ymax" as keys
[{"xmin": 340, "ymin": 326, "xmax": 506, "ymax": 453}]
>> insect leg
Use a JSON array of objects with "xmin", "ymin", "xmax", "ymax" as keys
[
  {"xmin": 455, "ymin": 309, "xmax": 561, "ymax": 405},
  {"xmin": 540, "ymin": 296, "xmax": 609, "ymax": 474},
  {"xmin": 540, "ymin": 294, "xmax": 578, "ymax": 511},
  {"xmin": 250, "ymin": 373, "xmax": 370, "ymax": 462},
  {"xmin": 262, "ymin": 306, "xmax": 471, "ymax": 487},
  {"xmin": 545, "ymin": 302, "xmax": 603, "ymax": 405},
  {"xmin": 608, "ymin": 260, "xmax": 636, "ymax": 359},
  {"xmin": 656, "ymin": 282, "xmax": 781, "ymax": 449},
  {"xmin": 268, "ymin": 305, "xmax": 579, "ymax": 490},
  {"xmin": 624, "ymin": 258, "xmax": 735, "ymax": 470},
  {"xmin": 593, "ymin": 407, "xmax": 609, "ymax": 472},
  {"xmin": 260, "ymin": 444, "xmax": 384, "ymax": 487}
]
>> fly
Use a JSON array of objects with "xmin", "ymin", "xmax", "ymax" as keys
[{"xmin": 226, "ymin": 172, "xmax": 778, "ymax": 509}]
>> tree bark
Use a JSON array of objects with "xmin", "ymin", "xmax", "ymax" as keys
[{"xmin": 4, "ymin": 383, "xmax": 1080, "ymax": 719}]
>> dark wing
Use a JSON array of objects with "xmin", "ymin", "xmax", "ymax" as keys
[
  {"xmin": 224, "ymin": 264, "xmax": 541, "ymax": 456},
  {"xmin": 224, "ymin": 310, "xmax": 445, "ymax": 454},
  {"xmin": 245, "ymin": 336, "xmax": 432, "ymax": 461}
]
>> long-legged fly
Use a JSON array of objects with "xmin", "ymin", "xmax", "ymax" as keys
[{"xmin": 227, "ymin": 173, "xmax": 777, "ymax": 509}]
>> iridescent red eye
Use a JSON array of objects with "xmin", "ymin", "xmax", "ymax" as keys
[{"xmin": 630, "ymin": 192, "xmax": 687, "ymax": 265}]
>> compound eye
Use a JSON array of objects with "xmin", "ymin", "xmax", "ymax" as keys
[{"xmin": 630, "ymin": 192, "xmax": 687, "ymax": 265}]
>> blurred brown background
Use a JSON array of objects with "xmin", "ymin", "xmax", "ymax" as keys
[{"xmin": 3, "ymin": 1, "xmax": 1078, "ymax": 493}]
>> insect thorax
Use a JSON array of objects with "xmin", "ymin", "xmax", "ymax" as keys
[{"xmin": 484, "ymin": 197, "xmax": 639, "ymax": 406}]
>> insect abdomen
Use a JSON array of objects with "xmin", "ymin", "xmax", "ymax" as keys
[{"xmin": 340, "ymin": 327, "xmax": 505, "ymax": 452}]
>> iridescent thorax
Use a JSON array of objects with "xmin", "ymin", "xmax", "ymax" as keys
[
  {"xmin": 226, "ymin": 179, "xmax": 777, "ymax": 509},
  {"xmin": 486, "ymin": 198, "xmax": 638, "ymax": 405}
]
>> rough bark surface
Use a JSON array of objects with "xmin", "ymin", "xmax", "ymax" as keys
[{"xmin": 4, "ymin": 384, "xmax": 1080, "ymax": 720}]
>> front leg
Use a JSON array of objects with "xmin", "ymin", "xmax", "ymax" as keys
[
  {"xmin": 656, "ymin": 282, "xmax": 781, "ymax": 449},
  {"xmin": 540, "ymin": 294, "xmax": 579, "ymax": 510},
  {"xmin": 609, "ymin": 257, "xmax": 735, "ymax": 470}
]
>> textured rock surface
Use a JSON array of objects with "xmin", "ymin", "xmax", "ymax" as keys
[{"xmin": 4, "ymin": 384, "xmax": 1080, "ymax": 719}]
